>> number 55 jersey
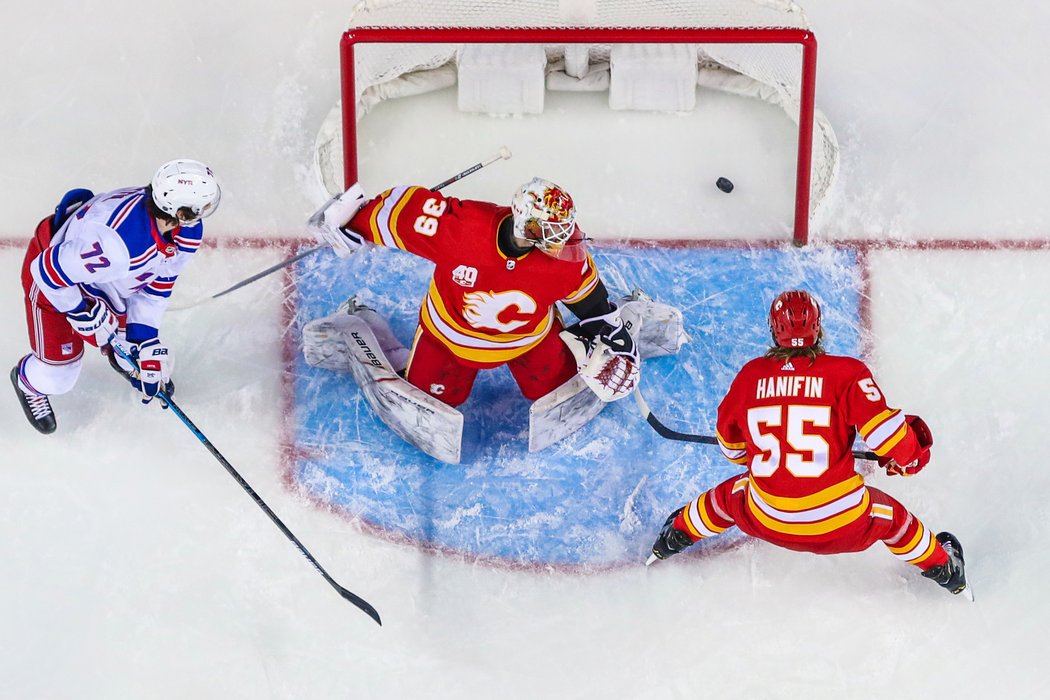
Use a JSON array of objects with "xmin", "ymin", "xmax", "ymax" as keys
[{"xmin": 714, "ymin": 353, "xmax": 927, "ymax": 544}]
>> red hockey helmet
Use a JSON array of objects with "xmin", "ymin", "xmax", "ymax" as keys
[{"xmin": 768, "ymin": 290, "xmax": 822, "ymax": 348}]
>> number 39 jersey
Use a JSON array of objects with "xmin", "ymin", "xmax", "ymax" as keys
[
  {"xmin": 30, "ymin": 187, "xmax": 203, "ymax": 335},
  {"xmin": 348, "ymin": 186, "xmax": 600, "ymax": 365},
  {"xmin": 715, "ymin": 354, "xmax": 924, "ymax": 539}
]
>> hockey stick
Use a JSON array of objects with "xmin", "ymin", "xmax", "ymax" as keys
[
  {"xmin": 633, "ymin": 388, "xmax": 879, "ymax": 461},
  {"xmin": 107, "ymin": 345, "xmax": 382, "ymax": 626},
  {"xmin": 171, "ymin": 146, "xmax": 513, "ymax": 310}
]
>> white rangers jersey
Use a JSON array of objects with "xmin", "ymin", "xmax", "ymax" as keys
[{"xmin": 30, "ymin": 187, "xmax": 203, "ymax": 338}]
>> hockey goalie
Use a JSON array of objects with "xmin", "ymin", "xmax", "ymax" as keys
[{"xmin": 302, "ymin": 177, "xmax": 687, "ymax": 463}]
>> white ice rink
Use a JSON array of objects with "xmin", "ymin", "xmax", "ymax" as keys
[{"xmin": 2, "ymin": 2, "xmax": 1049, "ymax": 698}]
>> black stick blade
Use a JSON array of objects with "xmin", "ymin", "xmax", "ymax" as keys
[{"xmin": 336, "ymin": 585, "xmax": 382, "ymax": 626}]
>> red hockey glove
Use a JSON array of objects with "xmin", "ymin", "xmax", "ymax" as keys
[{"xmin": 881, "ymin": 415, "xmax": 933, "ymax": 476}]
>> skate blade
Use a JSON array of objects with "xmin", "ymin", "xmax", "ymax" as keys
[
  {"xmin": 645, "ymin": 553, "xmax": 659, "ymax": 567},
  {"xmin": 960, "ymin": 586, "xmax": 975, "ymax": 602}
]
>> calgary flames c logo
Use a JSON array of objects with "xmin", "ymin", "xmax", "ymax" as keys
[
  {"xmin": 462, "ymin": 290, "xmax": 538, "ymax": 333},
  {"xmin": 542, "ymin": 186, "xmax": 573, "ymax": 221}
]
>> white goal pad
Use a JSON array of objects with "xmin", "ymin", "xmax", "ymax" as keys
[{"xmin": 302, "ymin": 299, "xmax": 464, "ymax": 464}]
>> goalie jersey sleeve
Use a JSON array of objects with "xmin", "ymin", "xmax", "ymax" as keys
[
  {"xmin": 713, "ymin": 354, "xmax": 925, "ymax": 538},
  {"xmin": 346, "ymin": 186, "xmax": 602, "ymax": 363}
]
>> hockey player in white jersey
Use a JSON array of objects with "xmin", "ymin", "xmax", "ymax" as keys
[{"xmin": 11, "ymin": 159, "xmax": 220, "ymax": 434}]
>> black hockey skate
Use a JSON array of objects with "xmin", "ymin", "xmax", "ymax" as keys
[
  {"xmin": 647, "ymin": 507, "xmax": 696, "ymax": 565},
  {"xmin": 922, "ymin": 532, "xmax": 972, "ymax": 600},
  {"xmin": 10, "ymin": 366, "xmax": 56, "ymax": 434}
]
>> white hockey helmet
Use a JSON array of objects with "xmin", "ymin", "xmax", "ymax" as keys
[
  {"xmin": 150, "ymin": 159, "xmax": 221, "ymax": 225},
  {"xmin": 511, "ymin": 177, "xmax": 586, "ymax": 261}
]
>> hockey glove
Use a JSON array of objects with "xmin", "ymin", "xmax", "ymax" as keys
[
  {"xmin": 66, "ymin": 298, "xmax": 117, "ymax": 347},
  {"xmin": 111, "ymin": 337, "xmax": 174, "ymax": 404},
  {"xmin": 649, "ymin": 507, "xmax": 696, "ymax": 563},
  {"xmin": 880, "ymin": 414, "xmax": 933, "ymax": 476},
  {"xmin": 308, "ymin": 183, "xmax": 369, "ymax": 258},
  {"xmin": 560, "ymin": 307, "xmax": 640, "ymax": 402}
]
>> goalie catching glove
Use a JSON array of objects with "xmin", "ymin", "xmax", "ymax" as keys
[
  {"xmin": 560, "ymin": 306, "xmax": 640, "ymax": 402},
  {"xmin": 110, "ymin": 337, "xmax": 174, "ymax": 404},
  {"xmin": 879, "ymin": 414, "xmax": 933, "ymax": 476},
  {"xmin": 307, "ymin": 183, "xmax": 369, "ymax": 258}
]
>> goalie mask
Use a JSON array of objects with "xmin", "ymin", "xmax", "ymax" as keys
[
  {"xmin": 769, "ymin": 290, "xmax": 822, "ymax": 349},
  {"xmin": 151, "ymin": 159, "xmax": 221, "ymax": 226},
  {"xmin": 511, "ymin": 177, "xmax": 588, "ymax": 261}
]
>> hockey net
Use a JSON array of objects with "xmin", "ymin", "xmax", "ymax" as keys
[{"xmin": 314, "ymin": 0, "xmax": 839, "ymax": 245}]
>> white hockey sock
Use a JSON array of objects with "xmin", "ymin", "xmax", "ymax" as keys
[{"xmin": 18, "ymin": 354, "xmax": 82, "ymax": 396}]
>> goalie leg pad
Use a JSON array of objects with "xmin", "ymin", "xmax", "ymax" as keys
[
  {"xmin": 616, "ymin": 289, "xmax": 690, "ymax": 360},
  {"xmin": 528, "ymin": 374, "xmax": 607, "ymax": 452},
  {"xmin": 302, "ymin": 301, "xmax": 462, "ymax": 463},
  {"xmin": 302, "ymin": 297, "xmax": 409, "ymax": 373}
]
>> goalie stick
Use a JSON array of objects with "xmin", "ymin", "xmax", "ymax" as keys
[
  {"xmin": 633, "ymin": 387, "xmax": 879, "ymax": 461},
  {"xmin": 107, "ymin": 344, "xmax": 382, "ymax": 626},
  {"xmin": 170, "ymin": 146, "xmax": 513, "ymax": 310}
]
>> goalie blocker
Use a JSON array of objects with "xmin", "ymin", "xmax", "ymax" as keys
[{"xmin": 303, "ymin": 290, "xmax": 687, "ymax": 463}]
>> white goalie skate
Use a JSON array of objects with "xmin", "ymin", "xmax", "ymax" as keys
[{"xmin": 302, "ymin": 297, "xmax": 464, "ymax": 464}]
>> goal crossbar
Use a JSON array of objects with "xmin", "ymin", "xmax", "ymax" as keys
[{"xmin": 340, "ymin": 26, "xmax": 819, "ymax": 245}]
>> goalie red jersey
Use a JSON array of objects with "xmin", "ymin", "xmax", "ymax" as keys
[{"xmin": 347, "ymin": 186, "xmax": 600, "ymax": 366}]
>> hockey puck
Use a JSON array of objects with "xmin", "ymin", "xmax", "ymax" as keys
[{"xmin": 716, "ymin": 177, "xmax": 734, "ymax": 193}]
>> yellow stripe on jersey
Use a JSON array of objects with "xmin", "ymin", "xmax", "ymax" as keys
[
  {"xmin": 887, "ymin": 522, "xmax": 926, "ymax": 557},
  {"xmin": 860, "ymin": 408, "xmax": 906, "ymax": 454},
  {"xmin": 716, "ymin": 430, "xmax": 748, "ymax": 464},
  {"xmin": 876, "ymin": 423, "xmax": 908, "ymax": 456},
  {"xmin": 860, "ymin": 409, "xmax": 896, "ymax": 438},
  {"xmin": 888, "ymin": 521, "xmax": 938, "ymax": 564},
  {"xmin": 695, "ymin": 493, "xmax": 729, "ymax": 536},
  {"xmin": 746, "ymin": 488, "xmax": 871, "ymax": 537},
  {"xmin": 365, "ymin": 189, "xmax": 394, "ymax": 245},
  {"xmin": 716, "ymin": 430, "xmax": 746, "ymax": 451},
  {"xmin": 681, "ymin": 498, "xmax": 703, "ymax": 539},
  {"xmin": 871, "ymin": 504, "xmax": 894, "ymax": 521},
  {"xmin": 385, "ymin": 186, "xmax": 420, "ymax": 250},
  {"xmin": 683, "ymin": 492, "xmax": 731, "ymax": 539},
  {"xmin": 561, "ymin": 254, "xmax": 599, "ymax": 305},
  {"xmin": 749, "ymin": 474, "xmax": 864, "ymax": 512},
  {"xmin": 908, "ymin": 534, "xmax": 939, "ymax": 566}
]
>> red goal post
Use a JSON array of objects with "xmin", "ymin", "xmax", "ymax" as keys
[{"xmin": 331, "ymin": 1, "xmax": 837, "ymax": 246}]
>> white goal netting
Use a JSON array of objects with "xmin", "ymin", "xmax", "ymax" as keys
[{"xmin": 314, "ymin": 0, "xmax": 839, "ymax": 242}]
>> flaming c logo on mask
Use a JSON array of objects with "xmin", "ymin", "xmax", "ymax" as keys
[{"xmin": 542, "ymin": 186, "xmax": 573, "ymax": 221}]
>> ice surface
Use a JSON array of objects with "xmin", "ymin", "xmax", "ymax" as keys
[{"xmin": 2, "ymin": 1, "xmax": 1049, "ymax": 698}]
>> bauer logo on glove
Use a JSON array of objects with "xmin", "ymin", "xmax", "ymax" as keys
[{"xmin": 109, "ymin": 337, "xmax": 175, "ymax": 405}]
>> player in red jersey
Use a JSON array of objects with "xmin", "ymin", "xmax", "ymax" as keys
[
  {"xmin": 310, "ymin": 177, "xmax": 639, "ymax": 408},
  {"xmin": 648, "ymin": 290, "xmax": 970, "ymax": 598}
]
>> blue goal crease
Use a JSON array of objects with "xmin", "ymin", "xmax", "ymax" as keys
[{"xmin": 290, "ymin": 243, "xmax": 863, "ymax": 567}]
